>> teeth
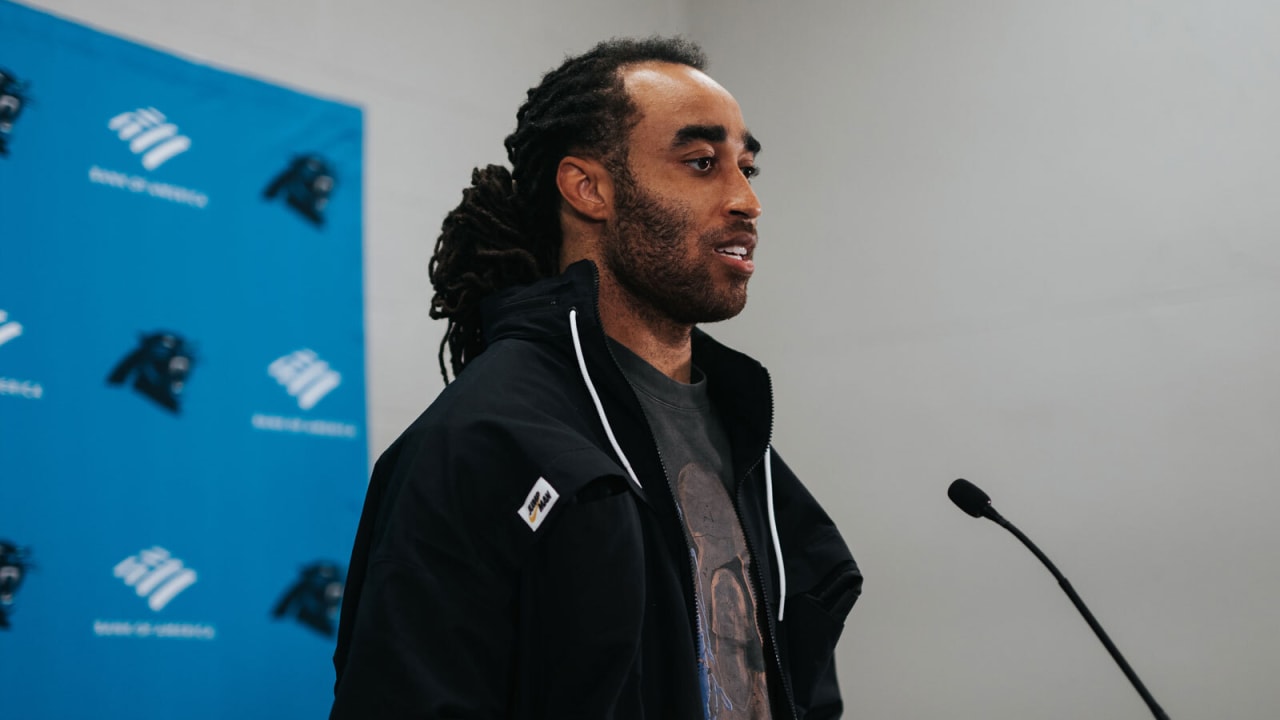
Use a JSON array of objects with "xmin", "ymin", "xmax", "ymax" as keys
[{"xmin": 716, "ymin": 246, "xmax": 748, "ymax": 258}]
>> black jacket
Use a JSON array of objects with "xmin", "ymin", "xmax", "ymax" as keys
[{"xmin": 331, "ymin": 261, "xmax": 862, "ymax": 719}]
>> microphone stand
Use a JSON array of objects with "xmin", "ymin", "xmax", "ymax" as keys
[{"xmin": 983, "ymin": 507, "xmax": 1171, "ymax": 720}]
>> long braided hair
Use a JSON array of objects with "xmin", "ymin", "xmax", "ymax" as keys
[{"xmin": 428, "ymin": 37, "xmax": 707, "ymax": 384}]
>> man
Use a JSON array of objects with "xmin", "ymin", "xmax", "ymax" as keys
[{"xmin": 331, "ymin": 37, "xmax": 861, "ymax": 719}]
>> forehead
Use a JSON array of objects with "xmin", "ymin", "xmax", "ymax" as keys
[{"xmin": 621, "ymin": 62, "xmax": 749, "ymax": 145}]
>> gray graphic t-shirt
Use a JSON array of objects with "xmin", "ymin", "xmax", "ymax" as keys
[{"xmin": 611, "ymin": 340, "xmax": 772, "ymax": 720}]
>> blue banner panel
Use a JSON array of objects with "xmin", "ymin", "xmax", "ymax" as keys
[{"xmin": 0, "ymin": 2, "xmax": 366, "ymax": 717}]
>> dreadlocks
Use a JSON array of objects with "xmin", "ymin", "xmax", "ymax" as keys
[{"xmin": 428, "ymin": 37, "xmax": 707, "ymax": 384}]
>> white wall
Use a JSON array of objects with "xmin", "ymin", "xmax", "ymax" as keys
[
  {"xmin": 24, "ymin": 1, "xmax": 1280, "ymax": 718},
  {"xmin": 689, "ymin": 2, "xmax": 1280, "ymax": 718}
]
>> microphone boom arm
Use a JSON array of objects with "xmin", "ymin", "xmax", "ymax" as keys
[{"xmin": 985, "ymin": 508, "xmax": 1171, "ymax": 720}]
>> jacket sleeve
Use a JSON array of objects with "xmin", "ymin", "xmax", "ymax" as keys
[
  {"xmin": 768, "ymin": 449, "xmax": 862, "ymax": 720},
  {"xmin": 330, "ymin": 422, "xmax": 533, "ymax": 719},
  {"xmin": 803, "ymin": 656, "xmax": 844, "ymax": 720}
]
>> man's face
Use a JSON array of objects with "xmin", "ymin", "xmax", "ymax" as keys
[{"xmin": 600, "ymin": 63, "xmax": 762, "ymax": 325}]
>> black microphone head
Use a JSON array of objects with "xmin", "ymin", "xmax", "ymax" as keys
[{"xmin": 948, "ymin": 478, "xmax": 992, "ymax": 518}]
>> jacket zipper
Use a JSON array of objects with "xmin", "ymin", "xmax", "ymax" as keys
[
  {"xmin": 645, "ymin": 410, "xmax": 707, "ymax": 708},
  {"xmin": 609, "ymin": 348, "xmax": 706, "ymax": 696},
  {"xmin": 583, "ymin": 269, "xmax": 789, "ymax": 719},
  {"xmin": 585, "ymin": 278, "xmax": 708, "ymax": 710},
  {"xmin": 732, "ymin": 377, "xmax": 800, "ymax": 720}
]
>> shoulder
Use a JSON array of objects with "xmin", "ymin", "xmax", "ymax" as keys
[
  {"xmin": 415, "ymin": 336, "xmax": 583, "ymax": 441},
  {"xmin": 379, "ymin": 335, "xmax": 622, "ymax": 511}
]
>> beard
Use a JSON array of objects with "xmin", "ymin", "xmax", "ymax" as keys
[{"xmin": 601, "ymin": 167, "xmax": 750, "ymax": 326}]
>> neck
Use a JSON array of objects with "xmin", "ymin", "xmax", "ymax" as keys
[{"xmin": 596, "ymin": 269, "xmax": 694, "ymax": 384}]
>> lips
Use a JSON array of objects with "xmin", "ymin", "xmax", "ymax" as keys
[
  {"xmin": 713, "ymin": 232, "xmax": 757, "ymax": 274},
  {"xmin": 713, "ymin": 232, "xmax": 757, "ymax": 259}
]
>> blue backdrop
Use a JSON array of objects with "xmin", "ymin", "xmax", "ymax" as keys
[{"xmin": 0, "ymin": 2, "xmax": 367, "ymax": 717}]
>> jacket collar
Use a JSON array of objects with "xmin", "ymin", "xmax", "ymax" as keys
[
  {"xmin": 479, "ymin": 260, "xmax": 598, "ymax": 346},
  {"xmin": 480, "ymin": 259, "xmax": 774, "ymax": 476}
]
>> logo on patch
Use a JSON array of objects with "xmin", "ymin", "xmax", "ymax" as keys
[{"xmin": 518, "ymin": 477, "xmax": 559, "ymax": 532}]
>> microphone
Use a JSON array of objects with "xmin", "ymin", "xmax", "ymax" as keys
[
  {"xmin": 947, "ymin": 479, "xmax": 1171, "ymax": 720},
  {"xmin": 947, "ymin": 477, "xmax": 1003, "ymax": 521}
]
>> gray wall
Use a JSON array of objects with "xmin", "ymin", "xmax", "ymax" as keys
[
  {"xmin": 689, "ymin": 2, "xmax": 1280, "ymax": 718},
  {"xmin": 26, "ymin": 1, "xmax": 1280, "ymax": 718}
]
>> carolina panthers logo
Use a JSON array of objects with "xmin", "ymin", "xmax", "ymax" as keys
[
  {"xmin": 107, "ymin": 332, "xmax": 197, "ymax": 413},
  {"xmin": 272, "ymin": 561, "xmax": 343, "ymax": 636},
  {"xmin": 263, "ymin": 155, "xmax": 335, "ymax": 227},
  {"xmin": 0, "ymin": 67, "xmax": 30, "ymax": 158},
  {"xmin": 0, "ymin": 541, "xmax": 33, "ymax": 630}
]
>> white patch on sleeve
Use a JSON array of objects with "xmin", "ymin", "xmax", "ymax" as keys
[{"xmin": 518, "ymin": 477, "xmax": 560, "ymax": 532}]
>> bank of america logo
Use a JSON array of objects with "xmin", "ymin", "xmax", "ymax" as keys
[
  {"xmin": 269, "ymin": 349, "xmax": 341, "ymax": 410},
  {"xmin": 107, "ymin": 107, "xmax": 191, "ymax": 170},
  {"xmin": 113, "ymin": 547, "xmax": 197, "ymax": 611},
  {"xmin": 0, "ymin": 310, "xmax": 22, "ymax": 348}
]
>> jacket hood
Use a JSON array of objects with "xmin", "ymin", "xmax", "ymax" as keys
[{"xmin": 479, "ymin": 260, "xmax": 600, "ymax": 347}]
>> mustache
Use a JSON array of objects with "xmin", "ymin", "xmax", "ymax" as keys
[{"xmin": 705, "ymin": 220, "xmax": 758, "ymax": 242}]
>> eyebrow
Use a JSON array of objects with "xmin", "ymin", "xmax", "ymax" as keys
[{"xmin": 671, "ymin": 124, "xmax": 762, "ymax": 154}]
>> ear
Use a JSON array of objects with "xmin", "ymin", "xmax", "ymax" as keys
[{"xmin": 556, "ymin": 155, "xmax": 613, "ymax": 222}]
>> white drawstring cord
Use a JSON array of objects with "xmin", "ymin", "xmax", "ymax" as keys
[
  {"xmin": 570, "ymin": 308, "xmax": 783, "ymax": 620},
  {"xmin": 765, "ymin": 446, "xmax": 786, "ymax": 622},
  {"xmin": 569, "ymin": 308, "xmax": 641, "ymax": 488}
]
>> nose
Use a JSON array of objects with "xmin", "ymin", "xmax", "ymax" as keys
[{"xmin": 726, "ymin": 168, "xmax": 762, "ymax": 221}]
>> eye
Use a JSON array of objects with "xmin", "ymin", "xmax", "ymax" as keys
[
  {"xmin": 741, "ymin": 165, "xmax": 761, "ymax": 181},
  {"xmin": 685, "ymin": 156, "xmax": 715, "ymax": 173}
]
